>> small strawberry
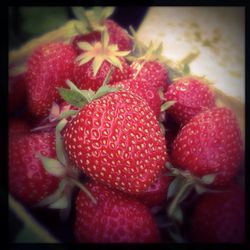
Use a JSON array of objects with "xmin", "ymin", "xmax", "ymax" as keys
[
  {"xmin": 103, "ymin": 19, "xmax": 133, "ymax": 51},
  {"xmin": 171, "ymin": 107, "xmax": 243, "ymax": 187},
  {"xmin": 112, "ymin": 78, "xmax": 162, "ymax": 118},
  {"xmin": 164, "ymin": 76, "xmax": 216, "ymax": 125},
  {"xmin": 132, "ymin": 170, "xmax": 172, "ymax": 208},
  {"xmin": 75, "ymin": 181, "xmax": 161, "ymax": 243},
  {"xmin": 9, "ymin": 131, "xmax": 59, "ymax": 205},
  {"xmin": 8, "ymin": 72, "xmax": 27, "ymax": 114},
  {"xmin": 128, "ymin": 43, "xmax": 170, "ymax": 92},
  {"xmin": 61, "ymin": 84, "xmax": 167, "ymax": 194},
  {"xmin": 191, "ymin": 183, "xmax": 245, "ymax": 243},
  {"xmin": 71, "ymin": 7, "xmax": 133, "ymax": 54},
  {"xmin": 73, "ymin": 30, "xmax": 130, "ymax": 91},
  {"xmin": 26, "ymin": 42, "xmax": 76, "ymax": 118}
]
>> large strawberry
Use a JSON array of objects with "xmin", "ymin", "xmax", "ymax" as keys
[
  {"xmin": 128, "ymin": 43, "xmax": 170, "ymax": 92},
  {"xmin": 164, "ymin": 76, "xmax": 216, "ymax": 125},
  {"xmin": 112, "ymin": 78, "xmax": 162, "ymax": 118},
  {"xmin": 75, "ymin": 181, "xmax": 161, "ymax": 243},
  {"xmin": 71, "ymin": 7, "xmax": 133, "ymax": 54},
  {"xmin": 73, "ymin": 30, "xmax": 130, "ymax": 91},
  {"xmin": 26, "ymin": 42, "xmax": 76, "ymax": 119},
  {"xmin": 171, "ymin": 107, "xmax": 243, "ymax": 187},
  {"xmin": 62, "ymin": 86, "xmax": 167, "ymax": 194},
  {"xmin": 8, "ymin": 71, "xmax": 27, "ymax": 114},
  {"xmin": 191, "ymin": 183, "xmax": 245, "ymax": 243},
  {"xmin": 9, "ymin": 131, "xmax": 59, "ymax": 205}
]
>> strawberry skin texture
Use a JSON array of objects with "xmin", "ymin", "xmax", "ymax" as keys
[
  {"xmin": 8, "ymin": 73, "xmax": 27, "ymax": 114},
  {"xmin": 63, "ymin": 91, "xmax": 167, "ymax": 194},
  {"xmin": 132, "ymin": 170, "xmax": 172, "ymax": 208},
  {"xmin": 9, "ymin": 118, "xmax": 30, "ymax": 139},
  {"xmin": 9, "ymin": 132, "xmax": 59, "ymax": 205},
  {"xmin": 191, "ymin": 183, "xmax": 245, "ymax": 243},
  {"xmin": 75, "ymin": 181, "xmax": 161, "ymax": 243},
  {"xmin": 164, "ymin": 76, "xmax": 216, "ymax": 125},
  {"xmin": 73, "ymin": 57, "xmax": 129, "ymax": 91},
  {"xmin": 129, "ymin": 60, "xmax": 169, "ymax": 92},
  {"xmin": 26, "ymin": 42, "xmax": 76, "ymax": 119},
  {"xmin": 104, "ymin": 19, "xmax": 133, "ymax": 51},
  {"xmin": 112, "ymin": 78, "xmax": 162, "ymax": 118},
  {"xmin": 171, "ymin": 107, "xmax": 243, "ymax": 186}
]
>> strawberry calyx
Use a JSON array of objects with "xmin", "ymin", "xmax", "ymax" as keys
[
  {"xmin": 58, "ymin": 69, "xmax": 121, "ymax": 109},
  {"xmin": 75, "ymin": 29, "xmax": 130, "ymax": 76},
  {"xmin": 127, "ymin": 27, "xmax": 201, "ymax": 82},
  {"xmin": 31, "ymin": 102, "xmax": 79, "ymax": 132},
  {"xmin": 72, "ymin": 6, "xmax": 116, "ymax": 33},
  {"xmin": 165, "ymin": 162, "xmax": 218, "ymax": 224}
]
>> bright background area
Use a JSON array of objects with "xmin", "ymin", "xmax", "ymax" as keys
[{"xmin": 137, "ymin": 7, "xmax": 245, "ymax": 102}]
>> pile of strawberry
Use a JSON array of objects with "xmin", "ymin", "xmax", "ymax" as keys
[{"xmin": 8, "ymin": 7, "xmax": 245, "ymax": 243}]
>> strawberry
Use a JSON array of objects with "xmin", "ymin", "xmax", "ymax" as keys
[
  {"xmin": 75, "ymin": 181, "xmax": 161, "ymax": 243},
  {"xmin": 71, "ymin": 7, "xmax": 133, "ymax": 54},
  {"xmin": 129, "ymin": 60, "xmax": 169, "ymax": 91},
  {"xmin": 8, "ymin": 72, "xmax": 27, "ymax": 114},
  {"xmin": 132, "ymin": 170, "xmax": 172, "ymax": 208},
  {"xmin": 112, "ymin": 78, "xmax": 162, "ymax": 118},
  {"xmin": 9, "ymin": 131, "xmax": 59, "ymax": 205},
  {"xmin": 164, "ymin": 76, "xmax": 216, "ymax": 125},
  {"xmin": 128, "ymin": 43, "xmax": 169, "ymax": 92},
  {"xmin": 73, "ymin": 30, "xmax": 130, "ymax": 91},
  {"xmin": 191, "ymin": 183, "xmax": 245, "ymax": 243},
  {"xmin": 26, "ymin": 42, "xmax": 76, "ymax": 118},
  {"xmin": 171, "ymin": 107, "xmax": 243, "ymax": 187},
  {"xmin": 72, "ymin": 20, "xmax": 133, "ymax": 54},
  {"xmin": 103, "ymin": 19, "xmax": 133, "ymax": 51},
  {"xmin": 62, "ymin": 90, "xmax": 167, "ymax": 194}
]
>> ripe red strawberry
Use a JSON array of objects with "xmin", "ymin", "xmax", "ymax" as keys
[
  {"xmin": 112, "ymin": 78, "xmax": 162, "ymax": 118},
  {"xmin": 171, "ymin": 107, "xmax": 243, "ymax": 187},
  {"xmin": 63, "ymin": 90, "xmax": 167, "ymax": 194},
  {"xmin": 9, "ymin": 131, "xmax": 59, "ymax": 205},
  {"xmin": 132, "ymin": 170, "xmax": 172, "ymax": 208},
  {"xmin": 191, "ymin": 183, "xmax": 245, "ymax": 243},
  {"xmin": 75, "ymin": 181, "xmax": 161, "ymax": 243},
  {"xmin": 129, "ymin": 60, "xmax": 169, "ymax": 92},
  {"xmin": 8, "ymin": 72, "xmax": 27, "ymax": 114},
  {"xmin": 104, "ymin": 19, "xmax": 133, "ymax": 51},
  {"xmin": 164, "ymin": 76, "xmax": 216, "ymax": 125},
  {"xmin": 72, "ymin": 21, "xmax": 133, "ymax": 56},
  {"xmin": 26, "ymin": 42, "xmax": 76, "ymax": 118}
]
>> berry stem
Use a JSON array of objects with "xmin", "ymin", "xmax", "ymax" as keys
[
  {"xmin": 167, "ymin": 179, "xmax": 193, "ymax": 218},
  {"xmin": 67, "ymin": 177, "xmax": 97, "ymax": 205}
]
